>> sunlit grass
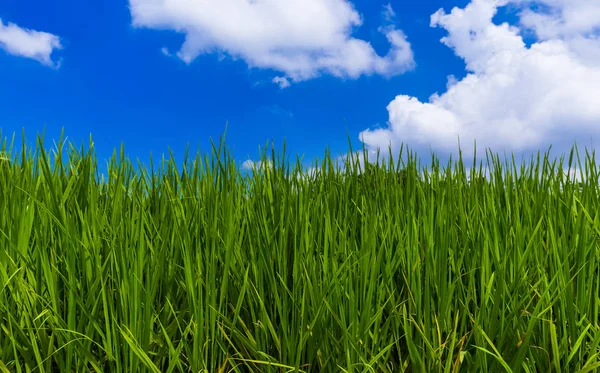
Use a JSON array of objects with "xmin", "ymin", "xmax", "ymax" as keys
[{"xmin": 1, "ymin": 129, "xmax": 600, "ymax": 372}]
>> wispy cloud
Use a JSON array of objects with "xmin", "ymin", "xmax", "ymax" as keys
[
  {"xmin": 0, "ymin": 18, "xmax": 62, "ymax": 67},
  {"xmin": 160, "ymin": 47, "xmax": 172, "ymax": 57},
  {"xmin": 382, "ymin": 3, "xmax": 396, "ymax": 23}
]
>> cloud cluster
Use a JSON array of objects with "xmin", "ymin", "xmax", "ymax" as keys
[
  {"xmin": 0, "ymin": 18, "xmax": 62, "ymax": 67},
  {"xmin": 129, "ymin": 0, "xmax": 415, "ymax": 86},
  {"xmin": 359, "ymin": 0, "xmax": 600, "ymax": 157}
]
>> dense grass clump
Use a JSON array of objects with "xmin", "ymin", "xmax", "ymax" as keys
[{"xmin": 1, "ymin": 130, "xmax": 600, "ymax": 372}]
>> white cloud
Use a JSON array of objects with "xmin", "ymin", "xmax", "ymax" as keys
[
  {"xmin": 241, "ymin": 159, "xmax": 256, "ymax": 170},
  {"xmin": 0, "ymin": 18, "xmax": 62, "ymax": 67},
  {"xmin": 564, "ymin": 167, "xmax": 584, "ymax": 183},
  {"xmin": 129, "ymin": 0, "xmax": 415, "ymax": 86},
  {"xmin": 161, "ymin": 47, "xmax": 172, "ymax": 56},
  {"xmin": 242, "ymin": 159, "xmax": 273, "ymax": 171},
  {"xmin": 382, "ymin": 3, "xmax": 396, "ymax": 23},
  {"xmin": 272, "ymin": 76, "xmax": 291, "ymax": 89},
  {"xmin": 359, "ymin": 0, "xmax": 600, "ymax": 158},
  {"xmin": 516, "ymin": 0, "xmax": 600, "ymax": 40}
]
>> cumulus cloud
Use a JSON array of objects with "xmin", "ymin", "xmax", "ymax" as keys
[
  {"xmin": 359, "ymin": 0, "xmax": 600, "ymax": 158},
  {"xmin": 129, "ymin": 0, "xmax": 415, "ymax": 86},
  {"xmin": 0, "ymin": 18, "xmax": 62, "ymax": 67}
]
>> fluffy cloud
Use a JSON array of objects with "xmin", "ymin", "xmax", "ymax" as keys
[
  {"xmin": 359, "ymin": 0, "xmax": 600, "ymax": 157},
  {"xmin": 0, "ymin": 18, "xmax": 62, "ymax": 67},
  {"xmin": 516, "ymin": 0, "xmax": 600, "ymax": 40},
  {"xmin": 129, "ymin": 0, "xmax": 415, "ymax": 86}
]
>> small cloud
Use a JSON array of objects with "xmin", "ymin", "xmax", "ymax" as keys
[
  {"xmin": 272, "ymin": 76, "xmax": 291, "ymax": 89},
  {"xmin": 241, "ymin": 159, "xmax": 255, "ymax": 170},
  {"xmin": 0, "ymin": 18, "xmax": 62, "ymax": 67},
  {"xmin": 160, "ymin": 47, "xmax": 172, "ymax": 57},
  {"xmin": 242, "ymin": 159, "xmax": 273, "ymax": 171},
  {"xmin": 382, "ymin": 4, "xmax": 396, "ymax": 23}
]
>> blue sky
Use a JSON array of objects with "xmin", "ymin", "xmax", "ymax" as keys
[{"xmin": 1, "ymin": 0, "xmax": 599, "ymax": 177}]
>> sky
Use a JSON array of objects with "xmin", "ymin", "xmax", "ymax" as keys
[{"xmin": 1, "ymin": 0, "xmax": 599, "ymax": 177}]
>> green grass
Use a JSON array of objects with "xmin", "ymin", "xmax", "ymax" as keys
[{"xmin": 1, "ymin": 129, "xmax": 600, "ymax": 372}]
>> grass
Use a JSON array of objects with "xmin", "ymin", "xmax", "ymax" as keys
[{"xmin": 1, "ymin": 129, "xmax": 600, "ymax": 372}]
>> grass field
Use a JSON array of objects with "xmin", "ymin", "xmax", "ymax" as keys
[{"xmin": 1, "ymin": 131, "xmax": 600, "ymax": 372}]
